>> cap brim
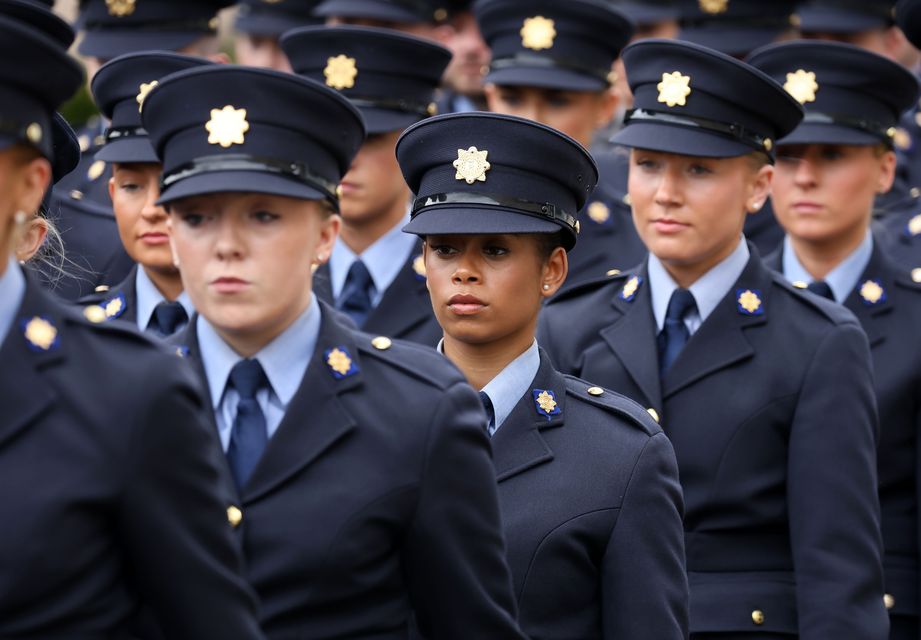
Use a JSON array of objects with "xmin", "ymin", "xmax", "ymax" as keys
[
  {"xmin": 235, "ymin": 13, "xmax": 322, "ymax": 36},
  {"xmin": 485, "ymin": 66, "xmax": 606, "ymax": 92},
  {"xmin": 778, "ymin": 122, "xmax": 883, "ymax": 147},
  {"xmin": 798, "ymin": 7, "xmax": 890, "ymax": 34},
  {"xmin": 78, "ymin": 31, "xmax": 205, "ymax": 59},
  {"xmin": 157, "ymin": 170, "xmax": 330, "ymax": 205},
  {"xmin": 403, "ymin": 206, "xmax": 575, "ymax": 249},
  {"xmin": 95, "ymin": 137, "xmax": 159, "ymax": 164},
  {"xmin": 618, "ymin": 5, "xmax": 679, "ymax": 25},
  {"xmin": 362, "ymin": 107, "xmax": 423, "ymax": 135},
  {"xmin": 680, "ymin": 26, "xmax": 784, "ymax": 57},
  {"xmin": 612, "ymin": 121, "xmax": 755, "ymax": 158},
  {"xmin": 314, "ymin": 0, "xmax": 423, "ymax": 23}
]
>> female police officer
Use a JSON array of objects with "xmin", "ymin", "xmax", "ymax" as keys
[
  {"xmin": 142, "ymin": 64, "xmax": 526, "ymax": 639},
  {"xmin": 749, "ymin": 39, "xmax": 921, "ymax": 639},
  {"xmin": 539, "ymin": 39, "xmax": 889, "ymax": 639},
  {"xmin": 398, "ymin": 110, "xmax": 689, "ymax": 639},
  {"xmin": 0, "ymin": 6, "xmax": 262, "ymax": 638}
]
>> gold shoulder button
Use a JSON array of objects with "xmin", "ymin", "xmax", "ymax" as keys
[
  {"xmin": 606, "ymin": 269, "xmax": 621, "ymax": 277},
  {"xmin": 751, "ymin": 610, "xmax": 765, "ymax": 625},
  {"xmin": 912, "ymin": 268, "xmax": 921, "ymax": 283},
  {"xmin": 792, "ymin": 281, "xmax": 808, "ymax": 289},
  {"xmin": 94, "ymin": 284, "xmax": 110, "ymax": 293},
  {"xmin": 227, "ymin": 505, "xmax": 243, "ymax": 528},
  {"xmin": 587, "ymin": 386, "xmax": 604, "ymax": 396},
  {"xmin": 884, "ymin": 593, "xmax": 895, "ymax": 610},
  {"xmin": 647, "ymin": 408, "xmax": 660, "ymax": 423},
  {"xmin": 371, "ymin": 336, "xmax": 392, "ymax": 351}
]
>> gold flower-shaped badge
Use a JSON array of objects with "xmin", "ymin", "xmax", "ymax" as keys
[
  {"xmin": 136, "ymin": 80, "xmax": 158, "ymax": 112},
  {"xmin": 206, "ymin": 106, "xmax": 250, "ymax": 148},
  {"xmin": 324, "ymin": 55, "xmax": 358, "ymax": 90},
  {"xmin": 587, "ymin": 201, "xmax": 610, "ymax": 224},
  {"xmin": 738, "ymin": 290, "xmax": 761, "ymax": 314},
  {"xmin": 784, "ymin": 70, "xmax": 818, "ymax": 104},
  {"xmin": 453, "ymin": 146, "xmax": 491, "ymax": 184},
  {"xmin": 699, "ymin": 0, "xmax": 728, "ymax": 14},
  {"xmin": 657, "ymin": 71, "xmax": 692, "ymax": 108},
  {"xmin": 521, "ymin": 16, "xmax": 556, "ymax": 51},
  {"xmin": 24, "ymin": 317, "xmax": 57, "ymax": 351},
  {"xmin": 106, "ymin": 0, "xmax": 136, "ymax": 16},
  {"xmin": 860, "ymin": 280, "xmax": 885, "ymax": 305},
  {"xmin": 327, "ymin": 348, "xmax": 353, "ymax": 376},
  {"xmin": 536, "ymin": 390, "xmax": 557, "ymax": 414}
]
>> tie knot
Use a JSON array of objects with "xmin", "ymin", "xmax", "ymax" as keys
[
  {"xmin": 229, "ymin": 359, "xmax": 268, "ymax": 400},
  {"xmin": 347, "ymin": 260, "xmax": 373, "ymax": 289},
  {"xmin": 151, "ymin": 300, "xmax": 188, "ymax": 336},
  {"xmin": 665, "ymin": 288, "xmax": 697, "ymax": 322},
  {"xmin": 806, "ymin": 280, "xmax": 834, "ymax": 301}
]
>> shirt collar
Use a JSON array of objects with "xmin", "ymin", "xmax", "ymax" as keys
[
  {"xmin": 198, "ymin": 293, "xmax": 322, "ymax": 410},
  {"xmin": 329, "ymin": 211, "xmax": 416, "ymax": 300},
  {"xmin": 0, "ymin": 259, "xmax": 26, "ymax": 343},
  {"xmin": 781, "ymin": 232, "xmax": 873, "ymax": 303},
  {"xmin": 648, "ymin": 237, "xmax": 750, "ymax": 331},
  {"xmin": 480, "ymin": 341, "xmax": 541, "ymax": 433},
  {"xmin": 135, "ymin": 267, "xmax": 194, "ymax": 331}
]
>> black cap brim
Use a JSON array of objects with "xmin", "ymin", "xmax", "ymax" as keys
[
  {"xmin": 798, "ymin": 7, "xmax": 891, "ymax": 34},
  {"xmin": 314, "ymin": 0, "xmax": 424, "ymax": 23},
  {"xmin": 680, "ymin": 26, "xmax": 785, "ymax": 57},
  {"xmin": 235, "ymin": 13, "xmax": 321, "ymax": 37},
  {"xmin": 362, "ymin": 107, "xmax": 423, "ymax": 135},
  {"xmin": 157, "ymin": 170, "xmax": 330, "ymax": 205},
  {"xmin": 403, "ymin": 206, "xmax": 575, "ymax": 249},
  {"xmin": 618, "ymin": 4, "xmax": 678, "ymax": 25},
  {"xmin": 485, "ymin": 66, "xmax": 606, "ymax": 92},
  {"xmin": 612, "ymin": 121, "xmax": 757, "ymax": 158},
  {"xmin": 778, "ymin": 122, "xmax": 883, "ymax": 147},
  {"xmin": 95, "ymin": 137, "xmax": 159, "ymax": 164},
  {"xmin": 78, "ymin": 30, "xmax": 206, "ymax": 59}
]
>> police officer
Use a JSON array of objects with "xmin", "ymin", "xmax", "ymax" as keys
[
  {"xmin": 233, "ymin": 0, "xmax": 322, "ymax": 71},
  {"xmin": 474, "ymin": 0, "xmax": 647, "ymax": 289},
  {"xmin": 50, "ymin": 0, "xmax": 232, "ymax": 300},
  {"xmin": 539, "ymin": 39, "xmax": 889, "ymax": 639},
  {"xmin": 436, "ymin": 0, "xmax": 490, "ymax": 115},
  {"xmin": 282, "ymin": 26, "xmax": 449, "ymax": 346},
  {"xmin": 76, "ymin": 52, "xmax": 213, "ymax": 336},
  {"xmin": 143, "ymin": 64, "xmax": 527, "ymax": 639},
  {"xmin": 749, "ymin": 39, "xmax": 921, "ymax": 639},
  {"xmin": 399, "ymin": 110, "xmax": 689, "ymax": 638},
  {"xmin": 0, "ymin": 7, "xmax": 262, "ymax": 638}
]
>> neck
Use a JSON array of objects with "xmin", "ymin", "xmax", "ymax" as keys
[
  {"xmin": 216, "ymin": 292, "xmax": 312, "ymax": 359},
  {"xmin": 788, "ymin": 227, "xmax": 868, "ymax": 281},
  {"xmin": 144, "ymin": 265, "xmax": 184, "ymax": 301},
  {"xmin": 662, "ymin": 237, "xmax": 741, "ymax": 289},
  {"xmin": 443, "ymin": 327, "xmax": 536, "ymax": 391},
  {"xmin": 339, "ymin": 196, "xmax": 409, "ymax": 255}
]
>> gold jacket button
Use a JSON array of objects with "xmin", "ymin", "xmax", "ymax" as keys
[
  {"xmin": 647, "ymin": 408, "xmax": 660, "ymax": 423},
  {"xmin": 752, "ymin": 610, "xmax": 765, "ymax": 625},
  {"xmin": 371, "ymin": 336, "xmax": 392, "ymax": 350},
  {"xmin": 606, "ymin": 268, "xmax": 621, "ymax": 277},
  {"xmin": 227, "ymin": 505, "xmax": 243, "ymax": 528},
  {"xmin": 587, "ymin": 386, "xmax": 604, "ymax": 396},
  {"xmin": 884, "ymin": 593, "xmax": 895, "ymax": 610}
]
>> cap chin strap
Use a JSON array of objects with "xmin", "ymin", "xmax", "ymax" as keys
[
  {"xmin": 412, "ymin": 191, "xmax": 577, "ymax": 231},
  {"xmin": 624, "ymin": 108, "xmax": 775, "ymax": 155}
]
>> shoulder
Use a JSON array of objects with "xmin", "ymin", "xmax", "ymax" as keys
[
  {"xmin": 548, "ymin": 268, "xmax": 632, "ymax": 307},
  {"xmin": 767, "ymin": 271, "xmax": 860, "ymax": 328},
  {"xmin": 354, "ymin": 333, "xmax": 466, "ymax": 391},
  {"xmin": 562, "ymin": 375, "xmax": 662, "ymax": 439},
  {"xmin": 894, "ymin": 265, "xmax": 921, "ymax": 296}
]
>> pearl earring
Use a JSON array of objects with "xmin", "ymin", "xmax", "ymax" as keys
[
  {"xmin": 13, "ymin": 211, "xmax": 27, "ymax": 225},
  {"xmin": 542, "ymin": 284, "xmax": 551, "ymax": 291}
]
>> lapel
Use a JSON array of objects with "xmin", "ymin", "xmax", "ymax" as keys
[
  {"xmin": 98, "ymin": 265, "xmax": 139, "ymax": 325},
  {"xmin": 172, "ymin": 316, "xmax": 216, "ymax": 411},
  {"xmin": 491, "ymin": 350, "xmax": 566, "ymax": 483},
  {"xmin": 598, "ymin": 263, "xmax": 663, "ymax": 410},
  {"xmin": 842, "ymin": 240, "xmax": 893, "ymax": 348},
  {"xmin": 364, "ymin": 245, "xmax": 432, "ymax": 338},
  {"xmin": 243, "ymin": 302, "xmax": 361, "ymax": 504},
  {"xmin": 662, "ymin": 252, "xmax": 768, "ymax": 398},
  {"xmin": 0, "ymin": 272, "xmax": 67, "ymax": 449}
]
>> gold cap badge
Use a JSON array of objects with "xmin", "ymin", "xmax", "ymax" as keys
[
  {"xmin": 587, "ymin": 201, "xmax": 610, "ymax": 224},
  {"xmin": 699, "ymin": 0, "xmax": 728, "ymax": 14},
  {"xmin": 657, "ymin": 71, "xmax": 692, "ymax": 108},
  {"xmin": 136, "ymin": 80, "xmax": 158, "ymax": 112},
  {"xmin": 206, "ymin": 106, "xmax": 250, "ymax": 148},
  {"xmin": 106, "ymin": 0, "xmax": 136, "ymax": 17},
  {"xmin": 453, "ymin": 146, "xmax": 491, "ymax": 184},
  {"xmin": 737, "ymin": 289, "xmax": 763, "ymax": 315},
  {"xmin": 24, "ymin": 317, "xmax": 58, "ymax": 351},
  {"xmin": 784, "ymin": 69, "xmax": 819, "ymax": 104},
  {"xmin": 521, "ymin": 16, "xmax": 556, "ymax": 51},
  {"xmin": 859, "ymin": 280, "xmax": 885, "ymax": 305},
  {"xmin": 26, "ymin": 123, "xmax": 42, "ymax": 145},
  {"xmin": 87, "ymin": 160, "xmax": 106, "ymax": 182},
  {"xmin": 324, "ymin": 55, "xmax": 358, "ymax": 90}
]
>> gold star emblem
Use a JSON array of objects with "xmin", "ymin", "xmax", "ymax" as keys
[
  {"xmin": 520, "ymin": 16, "xmax": 556, "ymax": 51},
  {"xmin": 324, "ymin": 54, "xmax": 358, "ymax": 90},
  {"xmin": 699, "ymin": 0, "xmax": 728, "ymax": 14},
  {"xmin": 104, "ymin": 296, "xmax": 124, "ymax": 318},
  {"xmin": 413, "ymin": 255, "xmax": 426, "ymax": 278},
  {"xmin": 657, "ymin": 71, "xmax": 692, "ymax": 108},
  {"xmin": 136, "ymin": 80, "xmax": 158, "ymax": 112},
  {"xmin": 783, "ymin": 69, "xmax": 819, "ymax": 104},
  {"xmin": 24, "ymin": 317, "xmax": 57, "ymax": 351},
  {"xmin": 206, "ymin": 106, "xmax": 250, "ymax": 148},
  {"xmin": 622, "ymin": 275, "xmax": 640, "ymax": 299},
  {"xmin": 327, "ymin": 348, "xmax": 353, "ymax": 376},
  {"xmin": 738, "ymin": 289, "xmax": 761, "ymax": 314},
  {"xmin": 909, "ymin": 214, "xmax": 921, "ymax": 236},
  {"xmin": 453, "ymin": 146, "xmax": 491, "ymax": 184},
  {"xmin": 106, "ymin": 0, "xmax": 136, "ymax": 16},
  {"xmin": 87, "ymin": 160, "xmax": 106, "ymax": 181},
  {"xmin": 587, "ymin": 201, "xmax": 610, "ymax": 224},
  {"xmin": 536, "ymin": 390, "xmax": 557, "ymax": 414},
  {"xmin": 860, "ymin": 280, "xmax": 884, "ymax": 304}
]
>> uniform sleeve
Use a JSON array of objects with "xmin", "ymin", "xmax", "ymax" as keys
[
  {"xmin": 118, "ymin": 362, "xmax": 264, "ymax": 640},
  {"xmin": 404, "ymin": 381, "xmax": 527, "ymax": 640},
  {"xmin": 788, "ymin": 321, "xmax": 888, "ymax": 640},
  {"xmin": 602, "ymin": 431, "xmax": 688, "ymax": 640}
]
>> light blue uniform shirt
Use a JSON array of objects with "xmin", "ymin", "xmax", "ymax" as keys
[
  {"xmin": 0, "ymin": 259, "xmax": 25, "ymax": 344},
  {"xmin": 781, "ymin": 231, "xmax": 873, "ymax": 303},
  {"xmin": 135, "ymin": 267, "xmax": 194, "ymax": 333},
  {"xmin": 437, "ymin": 339, "xmax": 541, "ymax": 437},
  {"xmin": 648, "ymin": 237, "xmax": 750, "ymax": 335},
  {"xmin": 329, "ymin": 212, "xmax": 417, "ymax": 307},
  {"xmin": 198, "ymin": 294, "xmax": 322, "ymax": 451}
]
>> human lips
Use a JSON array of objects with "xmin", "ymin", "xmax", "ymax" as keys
[
  {"xmin": 139, "ymin": 231, "xmax": 169, "ymax": 245},
  {"xmin": 448, "ymin": 293, "xmax": 487, "ymax": 315},
  {"xmin": 651, "ymin": 217, "xmax": 689, "ymax": 234},
  {"xmin": 210, "ymin": 276, "xmax": 251, "ymax": 294}
]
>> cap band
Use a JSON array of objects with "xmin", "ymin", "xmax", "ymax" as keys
[
  {"xmin": 105, "ymin": 125, "xmax": 148, "ymax": 142},
  {"xmin": 82, "ymin": 17, "xmax": 217, "ymax": 33},
  {"xmin": 801, "ymin": 0, "xmax": 893, "ymax": 22},
  {"xmin": 624, "ymin": 108, "xmax": 775, "ymax": 154},
  {"xmin": 490, "ymin": 53, "xmax": 613, "ymax": 85},
  {"xmin": 161, "ymin": 153, "xmax": 340, "ymax": 207},
  {"xmin": 412, "ymin": 191, "xmax": 576, "ymax": 229},
  {"xmin": 348, "ymin": 96, "xmax": 434, "ymax": 117},
  {"xmin": 800, "ymin": 111, "xmax": 895, "ymax": 145},
  {"xmin": 682, "ymin": 15, "xmax": 794, "ymax": 29}
]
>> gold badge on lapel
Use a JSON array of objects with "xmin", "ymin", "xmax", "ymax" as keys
[
  {"xmin": 587, "ymin": 201, "xmax": 610, "ymax": 224},
  {"xmin": 326, "ymin": 346, "xmax": 358, "ymax": 380},
  {"xmin": 23, "ymin": 316, "xmax": 59, "ymax": 352},
  {"xmin": 324, "ymin": 55, "xmax": 358, "ymax": 90},
  {"xmin": 699, "ymin": 0, "xmax": 728, "ymax": 14},
  {"xmin": 859, "ymin": 279, "xmax": 886, "ymax": 306},
  {"xmin": 106, "ymin": 0, "xmax": 136, "ymax": 16},
  {"xmin": 784, "ymin": 69, "xmax": 818, "ymax": 104},
  {"xmin": 87, "ymin": 160, "xmax": 106, "ymax": 182},
  {"xmin": 206, "ymin": 106, "xmax": 250, "ymax": 148},
  {"xmin": 736, "ymin": 289, "xmax": 764, "ymax": 315},
  {"xmin": 412, "ymin": 254, "xmax": 426, "ymax": 280},
  {"xmin": 520, "ymin": 16, "xmax": 556, "ymax": 51},
  {"xmin": 136, "ymin": 80, "xmax": 158, "ymax": 112},
  {"xmin": 533, "ymin": 389, "xmax": 561, "ymax": 419},
  {"xmin": 657, "ymin": 72, "xmax": 692, "ymax": 108},
  {"xmin": 103, "ymin": 292, "xmax": 127, "ymax": 320},
  {"xmin": 453, "ymin": 146, "xmax": 491, "ymax": 184},
  {"xmin": 620, "ymin": 274, "xmax": 643, "ymax": 302},
  {"xmin": 83, "ymin": 305, "xmax": 107, "ymax": 324}
]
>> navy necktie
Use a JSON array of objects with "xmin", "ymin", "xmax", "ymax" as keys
[
  {"xmin": 149, "ymin": 300, "xmax": 188, "ymax": 336},
  {"xmin": 339, "ymin": 260, "xmax": 374, "ymax": 328},
  {"xmin": 479, "ymin": 391, "xmax": 495, "ymax": 436},
  {"xmin": 807, "ymin": 280, "xmax": 834, "ymax": 301},
  {"xmin": 226, "ymin": 359, "xmax": 269, "ymax": 491},
  {"xmin": 658, "ymin": 288, "xmax": 697, "ymax": 377}
]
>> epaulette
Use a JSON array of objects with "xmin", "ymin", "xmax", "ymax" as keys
[
  {"xmin": 563, "ymin": 375, "xmax": 661, "ymax": 437},
  {"xmin": 550, "ymin": 268, "xmax": 630, "ymax": 304}
]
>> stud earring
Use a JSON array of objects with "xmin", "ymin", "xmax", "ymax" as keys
[
  {"xmin": 13, "ymin": 210, "xmax": 27, "ymax": 225},
  {"xmin": 542, "ymin": 283, "xmax": 551, "ymax": 291}
]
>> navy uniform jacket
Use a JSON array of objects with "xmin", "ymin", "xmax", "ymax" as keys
[
  {"xmin": 538, "ymin": 248, "xmax": 888, "ymax": 639},
  {"xmin": 77, "ymin": 264, "xmax": 138, "ymax": 325},
  {"xmin": 494, "ymin": 349, "xmax": 689, "ymax": 639},
  {"xmin": 170, "ymin": 304, "xmax": 526, "ymax": 640},
  {"xmin": 0, "ymin": 273, "xmax": 262, "ymax": 639},
  {"xmin": 313, "ymin": 245, "xmax": 443, "ymax": 347},
  {"xmin": 766, "ymin": 241, "xmax": 921, "ymax": 635},
  {"xmin": 875, "ymin": 195, "xmax": 921, "ymax": 271}
]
